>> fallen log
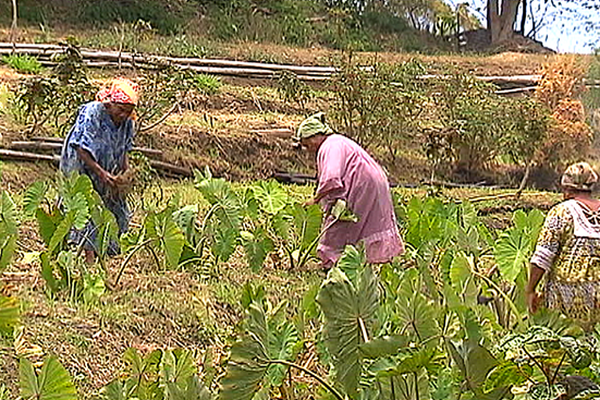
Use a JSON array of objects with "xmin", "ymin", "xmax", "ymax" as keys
[
  {"xmin": 0, "ymin": 148, "xmax": 187, "ymax": 177},
  {"xmin": 9, "ymin": 141, "xmax": 163, "ymax": 158},
  {"xmin": 0, "ymin": 149, "xmax": 59, "ymax": 163}
]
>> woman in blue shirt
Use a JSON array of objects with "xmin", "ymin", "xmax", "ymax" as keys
[{"xmin": 60, "ymin": 78, "xmax": 139, "ymax": 263}]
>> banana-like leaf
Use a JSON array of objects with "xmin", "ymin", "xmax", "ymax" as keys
[
  {"xmin": 161, "ymin": 349, "xmax": 197, "ymax": 386},
  {"xmin": 290, "ymin": 204, "xmax": 321, "ymax": 251},
  {"xmin": 252, "ymin": 180, "xmax": 288, "ymax": 215},
  {"xmin": 63, "ymin": 192, "xmax": 90, "ymax": 231},
  {"xmin": 0, "ymin": 295, "xmax": 19, "ymax": 334},
  {"xmin": 145, "ymin": 210, "xmax": 185, "ymax": 268},
  {"xmin": 317, "ymin": 265, "xmax": 380, "ymax": 400},
  {"xmin": 240, "ymin": 228, "xmax": 274, "ymax": 272},
  {"xmin": 211, "ymin": 224, "xmax": 238, "ymax": 263},
  {"xmin": 23, "ymin": 181, "xmax": 47, "ymax": 216},
  {"xmin": 219, "ymin": 304, "xmax": 270, "ymax": 400},
  {"xmin": 20, "ymin": 356, "xmax": 77, "ymax": 400},
  {"xmin": 266, "ymin": 322, "xmax": 299, "ymax": 386}
]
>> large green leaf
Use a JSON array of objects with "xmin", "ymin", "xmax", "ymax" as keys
[
  {"xmin": 448, "ymin": 339, "xmax": 498, "ymax": 392},
  {"xmin": 219, "ymin": 304, "xmax": 270, "ymax": 400},
  {"xmin": 95, "ymin": 209, "xmax": 119, "ymax": 257},
  {"xmin": 494, "ymin": 229, "xmax": 531, "ymax": 283},
  {"xmin": 290, "ymin": 204, "xmax": 321, "ymax": 251},
  {"xmin": 172, "ymin": 205, "xmax": 199, "ymax": 242},
  {"xmin": 266, "ymin": 322, "xmax": 299, "ymax": 386},
  {"xmin": 161, "ymin": 349, "xmax": 196, "ymax": 386},
  {"xmin": 396, "ymin": 269, "xmax": 440, "ymax": 343},
  {"xmin": 252, "ymin": 180, "xmax": 288, "ymax": 215},
  {"xmin": 36, "ymin": 209, "xmax": 58, "ymax": 247},
  {"xmin": 196, "ymin": 178, "xmax": 241, "ymax": 231},
  {"xmin": 359, "ymin": 335, "xmax": 409, "ymax": 359},
  {"xmin": 166, "ymin": 376, "xmax": 212, "ymax": 400},
  {"xmin": 0, "ymin": 234, "xmax": 17, "ymax": 271},
  {"xmin": 0, "ymin": 295, "xmax": 19, "ymax": 334},
  {"xmin": 211, "ymin": 224, "xmax": 238, "ymax": 263},
  {"xmin": 63, "ymin": 192, "xmax": 90, "ymax": 231},
  {"xmin": 20, "ymin": 356, "xmax": 77, "ymax": 400},
  {"xmin": 240, "ymin": 228, "xmax": 274, "ymax": 272},
  {"xmin": 49, "ymin": 212, "xmax": 75, "ymax": 254},
  {"xmin": 145, "ymin": 210, "xmax": 185, "ymax": 269},
  {"xmin": 23, "ymin": 182, "xmax": 47, "ymax": 216},
  {"xmin": 317, "ymin": 266, "xmax": 380, "ymax": 400},
  {"xmin": 0, "ymin": 191, "xmax": 18, "ymax": 235}
]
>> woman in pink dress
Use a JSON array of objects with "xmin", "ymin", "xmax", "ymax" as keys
[{"xmin": 294, "ymin": 112, "xmax": 404, "ymax": 268}]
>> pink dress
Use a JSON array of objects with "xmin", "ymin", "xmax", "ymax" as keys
[{"xmin": 316, "ymin": 135, "xmax": 404, "ymax": 266}]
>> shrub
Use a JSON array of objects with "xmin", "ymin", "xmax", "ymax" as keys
[
  {"xmin": 329, "ymin": 57, "xmax": 427, "ymax": 162},
  {"xmin": 194, "ymin": 74, "xmax": 222, "ymax": 96},
  {"xmin": 1, "ymin": 54, "xmax": 43, "ymax": 74}
]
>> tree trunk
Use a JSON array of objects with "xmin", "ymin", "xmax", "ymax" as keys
[
  {"xmin": 9, "ymin": 0, "xmax": 18, "ymax": 45},
  {"xmin": 487, "ymin": 0, "xmax": 520, "ymax": 44},
  {"xmin": 520, "ymin": 0, "xmax": 527, "ymax": 34}
]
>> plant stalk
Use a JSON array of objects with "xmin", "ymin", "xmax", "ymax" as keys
[{"xmin": 267, "ymin": 359, "xmax": 344, "ymax": 400}]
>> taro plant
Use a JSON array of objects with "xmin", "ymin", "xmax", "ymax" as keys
[
  {"xmin": 23, "ymin": 174, "xmax": 117, "ymax": 302},
  {"xmin": 490, "ymin": 325, "xmax": 600, "ymax": 400},
  {"xmin": 102, "ymin": 348, "xmax": 212, "ymax": 400},
  {"xmin": 20, "ymin": 356, "xmax": 77, "ymax": 400},
  {"xmin": 0, "ymin": 189, "xmax": 18, "ymax": 271}
]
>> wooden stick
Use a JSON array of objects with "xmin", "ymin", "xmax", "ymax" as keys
[
  {"xmin": 8, "ymin": 141, "xmax": 163, "ymax": 158},
  {"xmin": 0, "ymin": 149, "xmax": 59, "ymax": 163}
]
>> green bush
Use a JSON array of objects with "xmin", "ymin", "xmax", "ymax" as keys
[
  {"xmin": 194, "ymin": 74, "xmax": 222, "ymax": 96},
  {"xmin": 1, "ymin": 54, "xmax": 43, "ymax": 74},
  {"xmin": 329, "ymin": 58, "xmax": 427, "ymax": 162}
]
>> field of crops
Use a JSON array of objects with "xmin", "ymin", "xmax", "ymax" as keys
[{"xmin": 4, "ymin": 165, "xmax": 600, "ymax": 400}]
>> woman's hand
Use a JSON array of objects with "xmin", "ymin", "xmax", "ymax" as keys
[
  {"xmin": 526, "ymin": 291, "xmax": 542, "ymax": 314},
  {"xmin": 98, "ymin": 169, "xmax": 117, "ymax": 187},
  {"xmin": 303, "ymin": 198, "xmax": 316, "ymax": 207}
]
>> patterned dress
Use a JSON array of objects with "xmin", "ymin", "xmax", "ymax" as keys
[
  {"xmin": 60, "ymin": 101, "xmax": 134, "ymax": 254},
  {"xmin": 530, "ymin": 200, "xmax": 600, "ymax": 322}
]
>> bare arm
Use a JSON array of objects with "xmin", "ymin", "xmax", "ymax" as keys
[
  {"xmin": 76, "ymin": 147, "xmax": 115, "ymax": 187},
  {"xmin": 526, "ymin": 263, "xmax": 546, "ymax": 314}
]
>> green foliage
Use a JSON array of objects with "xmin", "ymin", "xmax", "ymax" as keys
[
  {"xmin": 330, "ymin": 58, "xmax": 427, "ymax": 162},
  {"xmin": 276, "ymin": 71, "xmax": 314, "ymax": 112},
  {"xmin": 1, "ymin": 54, "xmax": 43, "ymax": 74},
  {"xmin": 317, "ymin": 259, "xmax": 379, "ymax": 399},
  {"xmin": 102, "ymin": 348, "xmax": 212, "ymax": 400},
  {"xmin": 20, "ymin": 356, "xmax": 77, "ymax": 400},
  {"xmin": 219, "ymin": 301, "xmax": 301, "ymax": 400},
  {"xmin": 0, "ymin": 295, "xmax": 20, "ymax": 335},
  {"xmin": 194, "ymin": 75, "xmax": 222, "ymax": 96},
  {"xmin": 494, "ymin": 209, "xmax": 544, "ymax": 283},
  {"xmin": 12, "ymin": 45, "xmax": 97, "ymax": 134},
  {"xmin": 0, "ymin": 190, "xmax": 19, "ymax": 270}
]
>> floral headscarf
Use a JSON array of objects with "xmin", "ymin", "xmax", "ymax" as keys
[
  {"xmin": 96, "ymin": 77, "xmax": 139, "ymax": 105},
  {"xmin": 561, "ymin": 162, "xmax": 599, "ymax": 192}
]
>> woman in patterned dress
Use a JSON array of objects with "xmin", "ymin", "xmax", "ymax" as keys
[
  {"xmin": 60, "ymin": 78, "xmax": 139, "ymax": 263},
  {"xmin": 527, "ymin": 162, "xmax": 600, "ymax": 325}
]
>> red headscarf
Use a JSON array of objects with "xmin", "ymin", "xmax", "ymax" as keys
[{"xmin": 96, "ymin": 77, "xmax": 139, "ymax": 105}]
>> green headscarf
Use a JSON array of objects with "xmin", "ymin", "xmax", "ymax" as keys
[{"xmin": 294, "ymin": 112, "xmax": 333, "ymax": 141}]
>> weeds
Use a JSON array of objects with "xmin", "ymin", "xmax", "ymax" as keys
[{"xmin": 1, "ymin": 55, "xmax": 43, "ymax": 74}]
